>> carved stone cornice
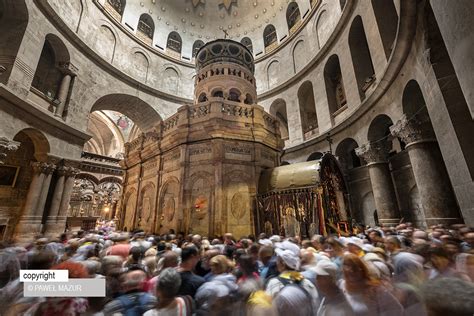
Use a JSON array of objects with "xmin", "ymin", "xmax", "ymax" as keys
[
  {"xmin": 355, "ymin": 141, "xmax": 391, "ymax": 165},
  {"xmin": 31, "ymin": 162, "xmax": 56, "ymax": 175},
  {"xmin": 390, "ymin": 114, "xmax": 436, "ymax": 146},
  {"xmin": 0, "ymin": 137, "xmax": 20, "ymax": 164}
]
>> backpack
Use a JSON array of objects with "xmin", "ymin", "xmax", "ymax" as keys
[
  {"xmin": 117, "ymin": 293, "xmax": 151, "ymax": 316},
  {"xmin": 277, "ymin": 276, "xmax": 314, "ymax": 315}
]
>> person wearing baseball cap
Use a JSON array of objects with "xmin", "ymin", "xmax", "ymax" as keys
[
  {"xmin": 313, "ymin": 260, "xmax": 354, "ymax": 316},
  {"xmin": 265, "ymin": 245, "xmax": 320, "ymax": 315}
]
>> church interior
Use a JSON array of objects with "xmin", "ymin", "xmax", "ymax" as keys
[{"xmin": 0, "ymin": 0, "xmax": 473, "ymax": 241}]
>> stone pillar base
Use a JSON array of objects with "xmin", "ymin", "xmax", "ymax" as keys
[
  {"xmin": 378, "ymin": 218, "xmax": 401, "ymax": 227},
  {"xmin": 14, "ymin": 216, "xmax": 43, "ymax": 241},
  {"xmin": 424, "ymin": 217, "xmax": 463, "ymax": 228},
  {"xmin": 43, "ymin": 216, "xmax": 67, "ymax": 238}
]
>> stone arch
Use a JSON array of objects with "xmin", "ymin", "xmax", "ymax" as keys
[
  {"xmin": 367, "ymin": 114, "xmax": 400, "ymax": 156},
  {"xmin": 348, "ymin": 16, "xmax": 376, "ymax": 100},
  {"xmin": 402, "ymin": 79, "xmax": 427, "ymax": 117},
  {"xmin": 138, "ymin": 182, "xmax": 155, "ymax": 232},
  {"xmin": 14, "ymin": 128, "xmax": 50, "ymax": 162},
  {"xmin": 240, "ymin": 37, "xmax": 253, "ymax": 54},
  {"xmin": 99, "ymin": 176, "xmax": 122, "ymax": 184},
  {"xmin": 335, "ymin": 138, "xmax": 362, "ymax": 170},
  {"xmin": 292, "ymin": 39, "xmax": 305, "ymax": 73},
  {"xmin": 121, "ymin": 188, "xmax": 136, "ymax": 231},
  {"xmin": 263, "ymin": 24, "xmax": 277, "ymax": 50},
  {"xmin": 269, "ymin": 99, "xmax": 289, "ymax": 140},
  {"xmin": 0, "ymin": 0, "xmax": 28, "ymax": 84},
  {"xmin": 95, "ymin": 24, "xmax": 116, "ymax": 62},
  {"xmin": 76, "ymin": 173, "xmax": 100, "ymax": 189},
  {"xmin": 163, "ymin": 67, "xmax": 180, "ymax": 95},
  {"xmin": 367, "ymin": 114, "xmax": 394, "ymax": 143},
  {"xmin": 307, "ymin": 152, "xmax": 323, "ymax": 161},
  {"xmin": 316, "ymin": 10, "xmax": 330, "ymax": 48},
  {"xmin": 167, "ymin": 31, "xmax": 182, "ymax": 54},
  {"xmin": 32, "ymin": 34, "xmax": 70, "ymax": 101},
  {"xmin": 158, "ymin": 178, "xmax": 180, "ymax": 231},
  {"xmin": 90, "ymin": 94, "xmax": 162, "ymax": 132},
  {"xmin": 298, "ymin": 81, "xmax": 318, "ymax": 138},
  {"xmin": 371, "ymin": 0, "xmax": 398, "ymax": 60},
  {"xmin": 286, "ymin": 2, "xmax": 301, "ymax": 31},
  {"xmin": 131, "ymin": 50, "xmax": 149, "ymax": 82},
  {"xmin": 266, "ymin": 59, "xmax": 280, "ymax": 89},
  {"xmin": 198, "ymin": 92, "xmax": 208, "ymax": 102},
  {"xmin": 324, "ymin": 54, "xmax": 347, "ymax": 115},
  {"xmin": 137, "ymin": 13, "xmax": 154, "ymax": 40}
]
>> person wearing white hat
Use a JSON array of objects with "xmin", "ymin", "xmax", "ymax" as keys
[
  {"xmin": 265, "ymin": 247, "xmax": 320, "ymax": 313},
  {"xmin": 314, "ymin": 260, "xmax": 355, "ymax": 316},
  {"xmin": 347, "ymin": 237, "xmax": 365, "ymax": 257}
]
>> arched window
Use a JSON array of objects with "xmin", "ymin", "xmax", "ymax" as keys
[
  {"xmin": 324, "ymin": 54, "xmax": 347, "ymax": 115},
  {"xmin": 241, "ymin": 37, "xmax": 253, "ymax": 54},
  {"xmin": 192, "ymin": 40, "xmax": 204, "ymax": 58},
  {"xmin": 137, "ymin": 14, "xmax": 154, "ymax": 42},
  {"xmin": 167, "ymin": 31, "xmax": 182, "ymax": 56},
  {"xmin": 228, "ymin": 89, "xmax": 241, "ymax": 102},
  {"xmin": 298, "ymin": 81, "xmax": 318, "ymax": 139},
  {"xmin": 32, "ymin": 35, "xmax": 70, "ymax": 103},
  {"xmin": 198, "ymin": 92, "xmax": 208, "ymax": 102},
  {"xmin": 212, "ymin": 90, "xmax": 223, "ymax": 98},
  {"xmin": 244, "ymin": 94, "xmax": 253, "ymax": 105},
  {"xmin": 349, "ymin": 16, "xmax": 375, "ymax": 99},
  {"xmin": 371, "ymin": 0, "xmax": 398, "ymax": 60},
  {"xmin": 263, "ymin": 25, "xmax": 277, "ymax": 50},
  {"xmin": 107, "ymin": 0, "xmax": 126, "ymax": 16},
  {"xmin": 286, "ymin": 2, "xmax": 301, "ymax": 32}
]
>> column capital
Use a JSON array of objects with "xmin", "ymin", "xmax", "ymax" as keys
[
  {"xmin": 0, "ymin": 137, "xmax": 20, "ymax": 164},
  {"xmin": 31, "ymin": 162, "xmax": 56, "ymax": 175},
  {"xmin": 390, "ymin": 114, "xmax": 436, "ymax": 145},
  {"xmin": 58, "ymin": 62, "xmax": 78, "ymax": 76},
  {"xmin": 58, "ymin": 165, "xmax": 80, "ymax": 178},
  {"xmin": 355, "ymin": 141, "xmax": 391, "ymax": 165}
]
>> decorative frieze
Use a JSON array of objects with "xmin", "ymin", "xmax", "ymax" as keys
[
  {"xmin": 189, "ymin": 146, "xmax": 212, "ymax": 156},
  {"xmin": 163, "ymin": 150, "xmax": 181, "ymax": 162},
  {"xmin": 224, "ymin": 145, "xmax": 251, "ymax": 155},
  {"xmin": 0, "ymin": 137, "xmax": 20, "ymax": 164},
  {"xmin": 355, "ymin": 141, "xmax": 391, "ymax": 165},
  {"xmin": 390, "ymin": 114, "xmax": 436, "ymax": 145}
]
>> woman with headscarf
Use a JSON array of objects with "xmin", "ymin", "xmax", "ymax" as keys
[{"xmin": 340, "ymin": 253, "xmax": 403, "ymax": 316}]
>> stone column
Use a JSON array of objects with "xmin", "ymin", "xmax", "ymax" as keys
[
  {"xmin": 55, "ymin": 62, "xmax": 77, "ymax": 118},
  {"xmin": 391, "ymin": 115, "xmax": 461, "ymax": 227},
  {"xmin": 15, "ymin": 162, "xmax": 56, "ymax": 239},
  {"xmin": 0, "ymin": 137, "xmax": 20, "ymax": 164},
  {"xmin": 43, "ymin": 166, "xmax": 67, "ymax": 236},
  {"xmin": 356, "ymin": 141, "xmax": 400, "ymax": 226}
]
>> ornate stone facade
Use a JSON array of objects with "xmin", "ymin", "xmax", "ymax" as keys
[{"xmin": 120, "ymin": 40, "xmax": 283, "ymax": 236}]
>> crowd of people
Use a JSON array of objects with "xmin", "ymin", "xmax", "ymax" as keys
[{"xmin": 1, "ymin": 222, "xmax": 474, "ymax": 315}]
